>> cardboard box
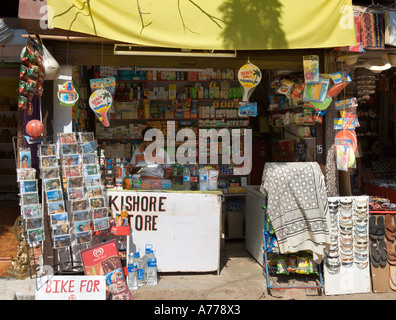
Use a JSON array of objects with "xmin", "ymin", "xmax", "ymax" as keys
[{"xmin": 227, "ymin": 210, "xmax": 243, "ymax": 238}]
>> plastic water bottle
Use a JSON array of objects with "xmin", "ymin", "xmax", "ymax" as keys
[
  {"xmin": 127, "ymin": 253, "xmax": 138, "ymax": 290},
  {"xmin": 191, "ymin": 164, "xmax": 198, "ymax": 191},
  {"xmin": 183, "ymin": 165, "xmax": 191, "ymax": 190},
  {"xmin": 135, "ymin": 251, "xmax": 146, "ymax": 286},
  {"xmin": 141, "ymin": 245, "xmax": 151, "ymax": 284},
  {"xmin": 199, "ymin": 165, "xmax": 208, "ymax": 191},
  {"xmin": 146, "ymin": 247, "xmax": 158, "ymax": 285}
]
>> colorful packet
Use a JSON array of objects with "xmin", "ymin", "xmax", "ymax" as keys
[
  {"xmin": 290, "ymin": 83, "xmax": 305, "ymax": 100},
  {"xmin": 276, "ymin": 256, "xmax": 289, "ymax": 274},
  {"xmin": 277, "ymin": 79, "xmax": 295, "ymax": 95},
  {"xmin": 335, "ymin": 97, "xmax": 358, "ymax": 110},
  {"xmin": 303, "ymin": 55, "xmax": 319, "ymax": 84},
  {"xmin": 336, "ymin": 144, "xmax": 350, "ymax": 172}
]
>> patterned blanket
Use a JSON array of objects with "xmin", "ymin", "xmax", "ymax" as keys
[{"xmin": 260, "ymin": 162, "xmax": 330, "ymax": 262}]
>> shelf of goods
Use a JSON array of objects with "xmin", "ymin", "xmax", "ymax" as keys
[{"xmin": 95, "ymin": 76, "xmax": 250, "ymax": 163}]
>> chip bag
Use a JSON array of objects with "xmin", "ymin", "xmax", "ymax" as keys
[{"xmin": 276, "ymin": 256, "xmax": 289, "ymax": 274}]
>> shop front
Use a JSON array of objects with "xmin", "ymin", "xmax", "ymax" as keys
[{"xmin": 13, "ymin": 0, "xmax": 396, "ymax": 300}]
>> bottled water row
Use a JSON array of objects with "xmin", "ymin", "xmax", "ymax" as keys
[{"xmin": 127, "ymin": 244, "xmax": 157, "ymax": 290}]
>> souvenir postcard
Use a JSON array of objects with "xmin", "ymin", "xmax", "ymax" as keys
[
  {"xmin": 17, "ymin": 168, "xmax": 36, "ymax": 181},
  {"xmin": 53, "ymin": 234, "xmax": 71, "ymax": 248},
  {"xmin": 20, "ymin": 180, "xmax": 38, "ymax": 193},
  {"xmin": 67, "ymin": 176, "xmax": 84, "ymax": 188},
  {"xmin": 44, "ymin": 178, "xmax": 62, "ymax": 191},
  {"xmin": 40, "ymin": 144, "xmax": 56, "ymax": 156},
  {"xmin": 19, "ymin": 149, "xmax": 31, "ymax": 169},
  {"xmin": 21, "ymin": 192, "xmax": 39, "ymax": 206},
  {"xmin": 46, "ymin": 189, "xmax": 63, "ymax": 202},
  {"xmin": 22, "ymin": 204, "xmax": 41, "ymax": 218},
  {"xmin": 87, "ymin": 186, "xmax": 103, "ymax": 198},
  {"xmin": 82, "ymin": 153, "xmax": 98, "ymax": 165},
  {"xmin": 27, "ymin": 227, "xmax": 45, "ymax": 243},
  {"xmin": 52, "ymin": 223, "xmax": 70, "ymax": 236},
  {"xmin": 67, "ymin": 187, "xmax": 85, "ymax": 201},
  {"xmin": 63, "ymin": 165, "xmax": 82, "ymax": 178},
  {"xmin": 59, "ymin": 132, "xmax": 77, "ymax": 144},
  {"xmin": 26, "ymin": 216, "xmax": 43, "ymax": 230},
  {"xmin": 93, "ymin": 217, "xmax": 109, "ymax": 231},
  {"xmin": 91, "ymin": 207, "xmax": 108, "ymax": 220},
  {"xmin": 78, "ymin": 132, "xmax": 95, "ymax": 144},
  {"xmin": 89, "ymin": 197, "xmax": 105, "ymax": 209},
  {"xmin": 40, "ymin": 155, "xmax": 58, "ymax": 168},
  {"xmin": 40, "ymin": 167, "xmax": 60, "ymax": 179},
  {"xmin": 83, "ymin": 164, "xmax": 99, "ymax": 176},
  {"xmin": 71, "ymin": 198, "xmax": 88, "ymax": 211},
  {"xmin": 85, "ymin": 174, "xmax": 101, "ymax": 187},
  {"xmin": 74, "ymin": 220, "xmax": 91, "ymax": 233},
  {"xmin": 76, "ymin": 231, "xmax": 92, "ymax": 245},
  {"xmin": 73, "ymin": 210, "xmax": 90, "ymax": 222},
  {"xmin": 62, "ymin": 154, "xmax": 80, "ymax": 166},
  {"xmin": 50, "ymin": 212, "xmax": 68, "ymax": 226},
  {"xmin": 80, "ymin": 140, "xmax": 97, "ymax": 154},
  {"xmin": 47, "ymin": 201, "xmax": 65, "ymax": 215},
  {"xmin": 61, "ymin": 143, "xmax": 78, "ymax": 155}
]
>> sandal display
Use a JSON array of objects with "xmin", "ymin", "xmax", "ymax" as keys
[
  {"xmin": 371, "ymin": 241, "xmax": 380, "ymax": 267},
  {"xmin": 385, "ymin": 215, "xmax": 396, "ymax": 241}
]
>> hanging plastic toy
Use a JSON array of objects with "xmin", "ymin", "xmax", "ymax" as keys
[{"xmin": 57, "ymin": 81, "xmax": 79, "ymax": 106}]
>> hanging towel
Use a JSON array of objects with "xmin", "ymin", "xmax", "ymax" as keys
[
  {"xmin": 385, "ymin": 10, "xmax": 396, "ymax": 46},
  {"xmin": 259, "ymin": 162, "xmax": 330, "ymax": 263},
  {"xmin": 361, "ymin": 12, "xmax": 385, "ymax": 49}
]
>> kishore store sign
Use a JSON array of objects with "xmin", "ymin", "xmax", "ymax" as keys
[{"xmin": 107, "ymin": 190, "xmax": 222, "ymax": 272}]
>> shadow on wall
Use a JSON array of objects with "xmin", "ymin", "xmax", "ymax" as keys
[{"xmin": 218, "ymin": 0, "xmax": 287, "ymax": 50}]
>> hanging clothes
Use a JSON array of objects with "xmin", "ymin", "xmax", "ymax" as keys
[
  {"xmin": 259, "ymin": 162, "xmax": 330, "ymax": 263},
  {"xmin": 360, "ymin": 12, "xmax": 385, "ymax": 49}
]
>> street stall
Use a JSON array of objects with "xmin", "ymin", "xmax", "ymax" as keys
[{"xmin": 10, "ymin": 0, "xmax": 373, "ymax": 301}]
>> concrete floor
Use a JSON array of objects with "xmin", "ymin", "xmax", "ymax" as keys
[{"xmin": 2, "ymin": 239, "xmax": 396, "ymax": 300}]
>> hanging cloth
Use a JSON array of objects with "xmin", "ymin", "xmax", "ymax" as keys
[
  {"xmin": 259, "ymin": 162, "xmax": 330, "ymax": 263},
  {"xmin": 361, "ymin": 12, "xmax": 385, "ymax": 49}
]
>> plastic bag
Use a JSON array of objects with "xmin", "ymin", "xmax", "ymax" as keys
[{"xmin": 42, "ymin": 44, "xmax": 60, "ymax": 80}]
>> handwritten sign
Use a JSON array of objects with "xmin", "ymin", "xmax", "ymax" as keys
[{"xmin": 35, "ymin": 276, "xmax": 106, "ymax": 300}]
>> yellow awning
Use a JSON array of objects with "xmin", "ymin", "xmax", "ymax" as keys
[{"xmin": 47, "ymin": 0, "xmax": 357, "ymax": 50}]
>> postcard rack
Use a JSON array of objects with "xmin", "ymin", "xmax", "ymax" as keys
[
  {"xmin": 262, "ymin": 202, "xmax": 324, "ymax": 295},
  {"xmin": 12, "ymin": 132, "xmax": 105, "ymax": 277}
]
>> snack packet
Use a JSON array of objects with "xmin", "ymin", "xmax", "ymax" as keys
[
  {"xmin": 276, "ymin": 256, "xmax": 289, "ymax": 274},
  {"xmin": 287, "ymin": 255, "xmax": 298, "ymax": 273}
]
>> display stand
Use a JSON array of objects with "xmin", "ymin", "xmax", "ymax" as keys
[
  {"xmin": 323, "ymin": 196, "xmax": 371, "ymax": 295},
  {"xmin": 369, "ymin": 211, "xmax": 396, "ymax": 293},
  {"xmin": 262, "ymin": 202, "xmax": 324, "ymax": 295}
]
